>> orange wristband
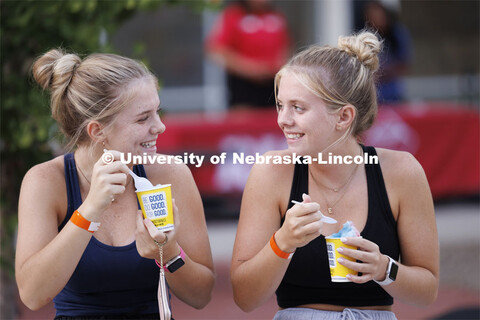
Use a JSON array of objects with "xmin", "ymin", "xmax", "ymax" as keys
[
  {"xmin": 70, "ymin": 210, "xmax": 101, "ymax": 233},
  {"xmin": 270, "ymin": 232, "xmax": 294, "ymax": 259}
]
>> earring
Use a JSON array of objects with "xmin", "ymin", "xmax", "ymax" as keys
[{"xmin": 102, "ymin": 141, "xmax": 106, "ymax": 148}]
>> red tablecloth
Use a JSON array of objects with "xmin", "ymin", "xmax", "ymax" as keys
[{"xmin": 156, "ymin": 103, "xmax": 479, "ymax": 200}]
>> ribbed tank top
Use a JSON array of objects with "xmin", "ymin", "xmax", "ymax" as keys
[
  {"xmin": 53, "ymin": 153, "xmax": 161, "ymax": 318},
  {"xmin": 276, "ymin": 145, "xmax": 400, "ymax": 308}
]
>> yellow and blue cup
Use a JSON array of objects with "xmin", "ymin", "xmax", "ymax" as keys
[
  {"xmin": 325, "ymin": 237, "xmax": 358, "ymax": 282},
  {"xmin": 136, "ymin": 184, "xmax": 174, "ymax": 232}
]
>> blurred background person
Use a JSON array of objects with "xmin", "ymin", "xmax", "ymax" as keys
[
  {"xmin": 205, "ymin": 0, "xmax": 291, "ymax": 109},
  {"xmin": 363, "ymin": 0, "xmax": 412, "ymax": 103}
]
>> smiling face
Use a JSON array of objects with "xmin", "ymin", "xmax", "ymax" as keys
[
  {"xmin": 104, "ymin": 77, "xmax": 165, "ymax": 155},
  {"xmin": 276, "ymin": 71, "xmax": 340, "ymax": 156}
]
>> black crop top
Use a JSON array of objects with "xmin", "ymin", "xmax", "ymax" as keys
[{"xmin": 276, "ymin": 145, "xmax": 400, "ymax": 308}]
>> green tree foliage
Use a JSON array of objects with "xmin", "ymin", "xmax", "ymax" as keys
[{"xmin": 0, "ymin": 0, "xmax": 211, "ymax": 289}]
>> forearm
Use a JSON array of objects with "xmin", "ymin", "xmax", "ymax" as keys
[
  {"xmin": 165, "ymin": 256, "xmax": 215, "ymax": 309},
  {"xmin": 383, "ymin": 263, "xmax": 438, "ymax": 306},
  {"xmin": 16, "ymin": 222, "xmax": 92, "ymax": 310},
  {"xmin": 231, "ymin": 243, "xmax": 290, "ymax": 312}
]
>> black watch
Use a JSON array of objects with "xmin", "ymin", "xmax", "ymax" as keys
[{"xmin": 165, "ymin": 249, "xmax": 185, "ymax": 273}]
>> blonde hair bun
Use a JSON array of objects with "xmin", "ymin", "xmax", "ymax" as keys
[
  {"xmin": 338, "ymin": 31, "xmax": 382, "ymax": 72},
  {"xmin": 33, "ymin": 49, "xmax": 81, "ymax": 91}
]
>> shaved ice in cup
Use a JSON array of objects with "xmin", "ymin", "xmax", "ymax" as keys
[{"xmin": 325, "ymin": 221, "xmax": 360, "ymax": 282}]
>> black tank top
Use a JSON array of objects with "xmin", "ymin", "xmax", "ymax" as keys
[{"xmin": 276, "ymin": 145, "xmax": 400, "ymax": 308}]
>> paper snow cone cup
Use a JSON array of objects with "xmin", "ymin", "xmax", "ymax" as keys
[
  {"xmin": 136, "ymin": 184, "xmax": 174, "ymax": 232},
  {"xmin": 325, "ymin": 237, "xmax": 358, "ymax": 282}
]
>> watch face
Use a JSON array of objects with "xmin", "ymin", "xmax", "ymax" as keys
[
  {"xmin": 167, "ymin": 258, "xmax": 185, "ymax": 273},
  {"xmin": 389, "ymin": 262, "xmax": 399, "ymax": 281}
]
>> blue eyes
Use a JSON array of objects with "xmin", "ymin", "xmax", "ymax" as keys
[
  {"xmin": 294, "ymin": 106, "xmax": 303, "ymax": 112},
  {"xmin": 276, "ymin": 103, "xmax": 304, "ymax": 112}
]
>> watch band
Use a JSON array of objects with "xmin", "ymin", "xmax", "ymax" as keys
[
  {"xmin": 70, "ymin": 210, "xmax": 101, "ymax": 233},
  {"xmin": 374, "ymin": 256, "xmax": 398, "ymax": 286},
  {"xmin": 155, "ymin": 246, "xmax": 186, "ymax": 273}
]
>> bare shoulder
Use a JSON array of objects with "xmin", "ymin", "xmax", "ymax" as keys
[
  {"xmin": 20, "ymin": 155, "xmax": 67, "ymax": 218},
  {"xmin": 22, "ymin": 155, "xmax": 66, "ymax": 190},
  {"xmin": 375, "ymin": 148, "xmax": 430, "ymax": 213},
  {"xmin": 375, "ymin": 147, "xmax": 426, "ymax": 180},
  {"xmin": 243, "ymin": 149, "xmax": 295, "ymax": 212}
]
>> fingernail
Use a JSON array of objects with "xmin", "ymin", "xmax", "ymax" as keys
[
  {"xmin": 346, "ymin": 274, "xmax": 352, "ymax": 280},
  {"xmin": 341, "ymin": 237, "xmax": 347, "ymax": 243},
  {"xmin": 337, "ymin": 247, "xmax": 343, "ymax": 253},
  {"xmin": 337, "ymin": 257, "xmax": 344, "ymax": 263}
]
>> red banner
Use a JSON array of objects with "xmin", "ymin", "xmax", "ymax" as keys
[{"xmin": 157, "ymin": 103, "xmax": 480, "ymax": 200}]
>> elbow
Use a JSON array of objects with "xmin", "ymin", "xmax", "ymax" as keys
[
  {"xmin": 234, "ymin": 299, "xmax": 252, "ymax": 313},
  {"xmin": 411, "ymin": 278, "xmax": 439, "ymax": 306},
  {"xmin": 233, "ymin": 292, "xmax": 257, "ymax": 313},
  {"xmin": 192, "ymin": 286, "xmax": 213, "ymax": 310},
  {"xmin": 232, "ymin": 283, "xmax": 259, "ymax": 313},
  {"xmin": 231, "ymin": 273, "xmax": 259, "ymax": 312},
  {"xmin": 16, "ymin": 275, "xmax": 52, "ymax": 311},
  {"xmin": 422, "ymin": 276, "xmax": 439, "ymax": 306},
  {"xmin": 422, "ymin": 286, "xmax": 439, "ymax": 306},
  {"xmin": 191, "ymin": 275, "xmax": 215, "ymax": 310},
  {"xmin": 16, "ymin": 263, "xmax": 52, "ymax": 310},
  {"xmin": 414, "ymin": 291, "xmax": 438, "ymax": 307},
  {"xmin": 191, "ymin": 293, "xmax": 212, "ymax": 310},
  {"xmin": 427, "ymin": 291, "xmax": 438, "ymax": 306},
  {"xmin": 18, "ymin": 287, "xmax": 50, "ymax": 311}
]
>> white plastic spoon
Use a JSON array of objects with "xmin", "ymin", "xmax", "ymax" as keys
[
  {"xmin": 291, "ymin": 200, "xmax": 338, "ymax": 224},
  {"xmin": 102, "ymin": 148, "xmax": 154, "ymax": 190},
  {"xmin": 128, "ymin": 169, "xmax": 154, "ymax": 190}
]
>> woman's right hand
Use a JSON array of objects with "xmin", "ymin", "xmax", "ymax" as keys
[
  {"xmin": 136, "ymin": 199, "xmax": 181, "ymax": 262},
  {"xmin": 81, "ymin": 150, "xmax": 129, "ymax": 220},
  {"xmin": 274, "ymin": 194, "xmax": 324, "ymax": 253}
]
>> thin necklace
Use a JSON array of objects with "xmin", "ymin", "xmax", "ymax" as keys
[
  {"xmin": 315, "ymin": 146, "xmax": 364, "ymax": 192},
  {"xmin": 76, "ymin": 163, "xmax": 91, "ymax": 185},
  {"xmin": 317, "ymin": 172, "xmax": 353, "ymax": 192},
  {"xmin": 310, "ymin": 145, "xmax": 362, "ymax": 214},
  {"xmin": 322, "ymin": 163, "xmax": 359, "ymax": 215}
]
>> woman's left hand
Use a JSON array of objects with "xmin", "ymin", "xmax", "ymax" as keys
[
  {"xmin": 135, "ymin": 199, "xmax": 181, "ymax": 262},
  {"xmin": 336, "ymin": 237, "xmax": 390, "ymax": 283}
]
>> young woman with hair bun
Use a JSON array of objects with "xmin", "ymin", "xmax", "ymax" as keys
[
  {"xmin": 16, "ymin": 49, "xmax": 214, "ymax": 319},
  {"xmin": 231, "ymin": 31, "xmax": 438, "ymax": 319}
]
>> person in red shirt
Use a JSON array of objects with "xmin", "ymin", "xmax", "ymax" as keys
[{"xmin": 206, "ymin": 0, "xmax": 291, "ymax": 109}]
